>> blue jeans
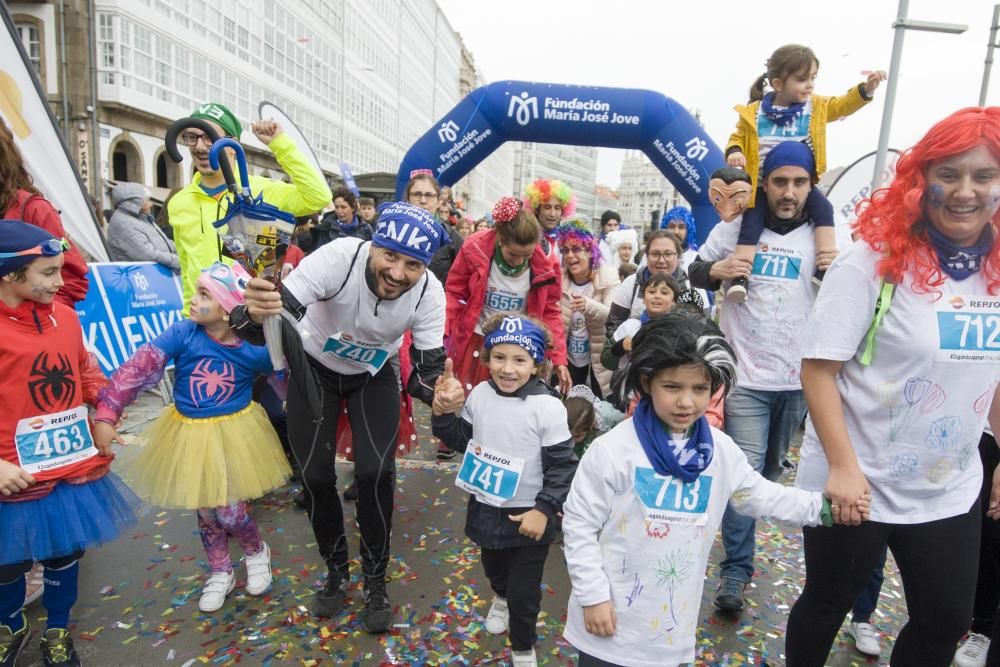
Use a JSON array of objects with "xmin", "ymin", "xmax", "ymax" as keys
[
  {"xmin": 851, "ymin": 546, "xmax": 888, "ymax": 622},
  {"xmin": 719, "ymin": 386, "xmax": 807, "ymax": 583}
]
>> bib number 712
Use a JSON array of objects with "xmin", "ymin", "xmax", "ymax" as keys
[{"xmin": 938, "ymin": 312, "xmax": 1000, "ymax": 351}]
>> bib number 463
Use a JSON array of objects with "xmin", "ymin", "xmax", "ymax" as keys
[{"xmin": 32, "ymin": 424, "xmax": 90, "ymax": 458}]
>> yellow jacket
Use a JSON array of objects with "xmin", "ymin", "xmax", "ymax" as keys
[
  {"xmin": 727, "ymin": 85, "xmax": 871, "ymax": 206},
  {"xmin": 168, "ymin": 133, "xmax": 331, "ymax": 314}
]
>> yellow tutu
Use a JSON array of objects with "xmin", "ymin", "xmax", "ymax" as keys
[{"xmin": 123, "ymin": 402, "xmax": 292, "ymax": 509}]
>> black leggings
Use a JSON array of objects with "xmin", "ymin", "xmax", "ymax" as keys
[
  {"xmin": 786, "ymin": 500, "xmax": 980, "ymax": 666},
  {"xmin": 286, "ymin": 360, "xmax": 400, "ymax": 581},
  {"xmin": 480, "ymin": 543, "xmax": 549, "ymax": 651}
]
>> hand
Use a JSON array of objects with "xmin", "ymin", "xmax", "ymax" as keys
[
  {"xmin": 726, "ymin": 151, "xmax": 746, "ymax": 169},
  {"xmin": 815, "ymin": 247, "xmax": 839, "ymax": 271},
  {"xmin": 243, "ymin": 277, "xmax": 282, "ymax": 323},
  {"xmin": 509, "ymin": 508, "xmax": 548, "ymax": 541},
  {"xmin": 0, "ymin": 459, "xmax": 34, "ymax": 496},
  {"xmin": 432, "ymin": 358, "xmax": 465, "ymax": 415},
  {"xmin": 863, "ymin": 70, "xmax": 887, "ymax": 96},
  {"xmin": 251, "ymin": 120, "xmax": 284, "ymax": 146},
  {"xmin": 988, "ymin": 464, "xmax": 1000, "ymax": 520},
  {"xmin": 555, "ymin": 365, "xmax": 572, "ymax": 396},
  {"xmin": 825, "ymin": 465, "xmax": 871, "ymax": 526},
  {"xmin": 708, "ymin": 254, "xmax": 753, "ymax": 281},
  {"xmin": 93, "ymin": 421, "xmax": 127, "ymax": 456},
  {"xmin": 583, "ymin": 601, "xmax": 617, "ymax": 637},
  {"xmin": 623, "ymin": 337, "xmax": 633, "ymax": 353},
  {"xmin": 569, "ymin": 294, "xmax": 587, "ymax": 313}
]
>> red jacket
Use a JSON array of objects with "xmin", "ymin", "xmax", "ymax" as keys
[
  {"xmin": 5, "ymin": 190, "xmax": 91, "ymax": 307},
  {"xmin": 444, "ymin": 228, "xmax": 567, "ymax": 366}
]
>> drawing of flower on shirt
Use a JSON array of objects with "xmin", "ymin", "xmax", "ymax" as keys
[
  {"xmin": 885, "ymin": 377, "xmax": 947, "ymax": 441},
  {"xmin": 653, "ymin": 549, "xmax": 694, "ymax": 628},
  {"xmin": 974, "ymin": 382, "xmax": 998, "ymax": 417}
]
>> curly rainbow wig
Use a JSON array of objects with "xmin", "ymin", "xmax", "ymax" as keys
[
  {"xmin": 555, "ymin": 217, "xmax": 602, "ymax": 268},
  {"xmin": 523, "ymin": 179, "xmax": 576, "ymax": 218},
  {"xmin": 854, "ymin": 106, "xmax": 1000, "ymax": 295}
]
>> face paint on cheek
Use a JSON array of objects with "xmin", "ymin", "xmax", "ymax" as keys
[
  {"xmin": 199, "ymin": 307, "xmax": 212, "ymax": 317},
  {"xmin": 927, "ymin": 184, "xmax": 945, "ymax": 209},
  {"xmin": 988, "ymin": 185, "xmax": 1000, "ymax": 218}
]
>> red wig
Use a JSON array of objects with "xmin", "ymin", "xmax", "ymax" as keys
[{"xmin": 853, "ymin": 106, "xmax": 1000, "ymax": 296}]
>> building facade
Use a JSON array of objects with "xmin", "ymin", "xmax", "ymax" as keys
[
  {"xmin": 512, "ymin": 142, "xmax": 599, "ymax": 221},
  {"xmin": 616, "ymin": 149, "xmax": 687, "ymax": 233}
]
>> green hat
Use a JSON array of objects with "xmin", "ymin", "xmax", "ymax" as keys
[{"xmin": 190, "ymin": 102, "xmax": 242, "ymax": 139}]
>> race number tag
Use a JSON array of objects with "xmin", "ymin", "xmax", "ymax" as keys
[
  {"xmin": 323, "ymin": 331, "xmax": 391, "ymax": 374},
  {"xmin": 485, "ymin": 290, "xmax": 525, "ymax": 312},
  {"xmin": 568, "ymin": 338, "xmax": 590, "ymax": 356},
  {"xmin": 633, "ymin": 467, "xmax": 712, "ymax": 526},
  {"xmin": 455, "ymin": 441, "xmax": 525, "ymax": 507},
  {"xmin": 15, "ymin": 406, "xmax": 97, "ymax": 475},
  {"xmin": 751, "ymin": 251, "xmax": 801, "ymax": 282},
  {"xmin": 936, "ymin": 296, "xmax": 1000, "ymax": 363}
]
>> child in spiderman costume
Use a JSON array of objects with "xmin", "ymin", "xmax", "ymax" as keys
[
  {"xmin": 93, "ymin": 261, "xmax": 291, "ymax": 614},
  {"xmin": 0, "ymin": 220, "xmax": 140, "ymax": 667}
]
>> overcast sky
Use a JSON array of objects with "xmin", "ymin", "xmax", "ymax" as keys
[{"xmin": 436, "ymin": 0, "xmax": 999, "ymax": 188}]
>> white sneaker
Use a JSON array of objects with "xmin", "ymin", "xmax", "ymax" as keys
[
  {"xmin": 484, "ymin": 596, "xmax": 509, "ymax": 634},
  {"xmin": 955, "ymin": 632, "xmax": 991, "ymax": 667},
  {"xmin": 511, "ymin": 648, "xmax": 537, "ymax": 667},
  {"xmin": 725, "ymin": 283, "xmax": 747, "ymax": 304},
  {"xmin": 198, "ymin": 571, "xmax": 236, "ymax": 613},
  {"xmin": 847, "ymin": 621, "xmax": 881, "ymax": 657},
  {"xmin": 243, "ymin": 542, "xmax": 272, "ymax": 596},
  {"xmin": 23, "ymin": 563, "xmax": 44, "ymax": 606}
]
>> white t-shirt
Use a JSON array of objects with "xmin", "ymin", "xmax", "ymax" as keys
[
  {"xmin": 756, "ymin": 98, "xmax": 812, "ymax": 179},
  {"xmin": 283, "ymin": 238, "xmax": 445, "ymax": 375},
  {"xmin": 567, "ymin": 281, "xmax": 593, "ymax": 367},
  {"xmin": 563, "ymin": 419, "xmax": 822, "ymax": 667},
  {"xmin": 796, "ymin": 240, "xmax": 1000, "ymax": 524},
  {"xmin": 475, "ymin": 262, "xmax": 531, "ymax": 334},
  {"xmin": 460, "ymin": 381, "xmax": 571, "ymax": 508},
  {"xmin": 698, "ymin": 218, "xmax": 817, "ymax": 390}
]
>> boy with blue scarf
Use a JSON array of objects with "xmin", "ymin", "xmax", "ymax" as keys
[{"xmin": 561, "ymin": 313, "xmax": 853, "ymax": 667}]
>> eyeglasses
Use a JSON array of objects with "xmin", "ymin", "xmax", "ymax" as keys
[
  {"xmin": 180, "ymin": 131, "xmax": 215, "ymax": 147},
  {"xmin": 0, "ymin": 238, "xmax": 70, "ymax": 259},
  {"xmin": 410, "ymin": 191, "xmax": 439, "ymax": 201},
  {"xmin": 647, "ymin": 250, "xmax": 678, "ymax": 262},
  {"xmin": 562, "ymin": 246, "xmax": 589, "ymax": 255}
]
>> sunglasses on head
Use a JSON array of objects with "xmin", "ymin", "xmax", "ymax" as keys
[{"xmin": 0, "ymin": 238, "xmax": 70, "ymax": 259}]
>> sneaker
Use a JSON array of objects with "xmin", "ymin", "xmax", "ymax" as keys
[
  {"xmin": 713, "ymin": 577, "xmax": 746, "ymax": 613},
  {"xmin": 293, "ymin": 489, "xmax": 308, "ymax": 510},
  {"xmin": 847, "ymin": 621, "xmax": 881, "ymax": 657},
  {"xmin": 361, "ymin": 577, "xmax": 392, "ymax": 633},
  {"xmin": 436, "ymin": 446, "xmax": 457, "ymax": 461},
  {"xmin": 23, "ymin": 563, "xmax": 44, "ymax": 606},
  {"xmin": 0, "ymin": 615, "xmax": 30, "ymax": 667},
  {"xmin": 244, "ymin": 542, "xmax": 272, "ymax": 596},
  {"xmin": 343, "ymin": 481, "xmax": 359, "ymax": 502},
  {"xmin": 484, "ymin": 596, "xmax": 509, "ymax": 634},
  {"xmin": 198, "ymin": 570, "xmax": 236, "ymax": 613},
  {"xmin": 725, "ymin": 278, "xmax": 747, "ymax": 304},
  {"xmin": 40, "ymin": 628, "xmax": 80, "ymax": 666},
  {"xmin": 312, "ymin": 571, "xmax": 348, "ymax": 618},
  {"xmin": 511, "ymin": 649, "xmax": 537, "ymax": 667},
  {"xmin": 955, "ymin": 632, "xmax": 991, "ymax": 667}
]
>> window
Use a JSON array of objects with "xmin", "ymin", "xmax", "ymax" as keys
[{"xmin": 15, "ymin": 22, "xmax": 41, "ymax": 76}]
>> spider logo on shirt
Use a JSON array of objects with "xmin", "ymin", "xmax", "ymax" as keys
[
  {"xmin": 28, "ymin": 352, "xmax": 76, "ymax": 412},
  {"xmin": 189, "ymin": 359, "xmax": 236, "ymax": 407}
]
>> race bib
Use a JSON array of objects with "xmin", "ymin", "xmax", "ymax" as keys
[
  {"xmin": 568, "ymin": 337, "xmax": 590, "ymax": 356},
  {"xmin": 751, "ymin": 251, "xmax": 801, "ymax": 282},
  {"xmin": 455, "ymin": 441, "xmax": 525, "ymax": 507},
  {"xmin": 323, "ymin": 331, "xmax": 391, "ymax": 374},
  {"xmin": 485, "ymin": 291, "xmax": 525, "ymax": 312},
  {"xmin": 15, "ymin": 407, "xmax": 97, "ymax": 476},
  {"xmin": 633, "ymin": 467, "xmax": 712, "ymax": 526},
  {"xmin": 936, "ymin": 296, "xmax": 1000, "ymax": 363}
]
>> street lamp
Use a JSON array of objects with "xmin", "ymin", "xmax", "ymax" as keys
[
  {"xmin": 871, "ymin": 0, "xmax": 967, "ymax": 190},
  {"xmin": 980, "ymin": 4, "xmax": 1000, "ymax": 106}
]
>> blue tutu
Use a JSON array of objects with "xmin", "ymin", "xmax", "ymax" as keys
[{"xmin": 0, "ymin": 473, "xmax": 142, "ymax": 565}]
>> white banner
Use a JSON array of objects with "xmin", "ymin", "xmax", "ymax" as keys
[
  {"xmin": 0, "ymin": 6, "xmax": 108, "ymax": 261},
  {"xmin": 824, "ymin": 149, "xmax": 902, "ymax": 249}
]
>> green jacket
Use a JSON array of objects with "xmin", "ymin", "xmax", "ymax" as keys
[{"xmin": 168, "ymin": 133, "xmax": 331, "ymax": 313}]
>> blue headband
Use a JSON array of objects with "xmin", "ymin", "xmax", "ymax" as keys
[
  {"xmin": 762, "ymin": 140, "xmax": 815, "ymax": 179},
  {"xmin": 372, "ymin": 201, "xmax": 449, "ymax": 265},
  {"xmin": 483, "ymin": 316, "xmax": 547, "ymax": 364}
]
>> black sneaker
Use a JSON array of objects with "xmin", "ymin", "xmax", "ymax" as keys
[
  {"xmin": 361, "ymin": 577, "xmax": 392, "ymax": 633},
  {"xmin": 436, "ymin": 447, "xmax": 457, "ymax": 461},
  {"xmin": 343, "ymin": 481, "xmax": 359, "ymax": 502},
  {"xmin": 312, "ymin": 572, "xmax": 348, "ymax": 618},
  {"xmin": 40, "ymin": 628, "xmax": 80, "ymax": 666},
  {"xmin": 713, "ymin": 576, "xmax": 746, "ymax": 613},
  {"xmin": 293, "ymin": 489, "xmax": 308, "ymax": 510},
  {"xmin": 0, "ymin": 615, "xmax": 30, "ymax": 667}
]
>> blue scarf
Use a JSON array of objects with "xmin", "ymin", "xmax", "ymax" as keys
[
  {"xmin": 632, "ymin": 398, "xmax": 714, "ymax": 483},
  {"xmin": 926, "ymin": 223, "xmax": 993, "ymax": 281},
  {"xmin": 760, "ymin": 92, "xmax": 807, "ymax": 127},
  {"xmin": 339, "ymin": 214, "xmax": 360, "ymax": 233}
]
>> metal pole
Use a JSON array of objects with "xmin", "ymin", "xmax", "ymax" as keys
[
  {"xmin": 872, "ymin": 0, "xmax": 909, "ymax": 191},
  {"xmin": 981, "ymin": 4, "xmax": 1000, "ymax": 106}
]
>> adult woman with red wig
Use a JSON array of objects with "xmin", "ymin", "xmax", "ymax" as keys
[
  {"xmin": 785, "ymin": 107, "xmax": 1000, "ymax": 666},
  {"xmin": 445, "ymin": 196, "xmax": 570, "ymax": 396}
]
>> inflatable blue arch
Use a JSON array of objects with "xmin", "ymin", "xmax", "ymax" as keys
[{"xmin": 396, "ymin": 81, "xmax": 726, "ymax": 245}]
